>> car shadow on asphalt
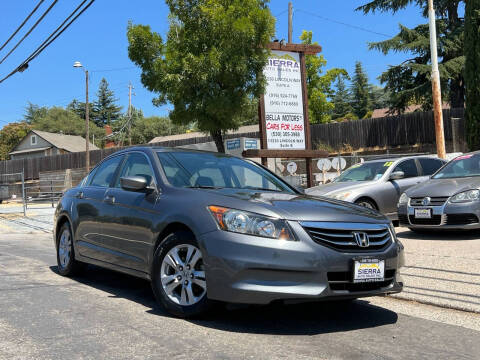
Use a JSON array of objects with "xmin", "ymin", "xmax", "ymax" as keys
[
  {"xmin": 396, "ymin": 229, "xmax": 480, "ymax": 241},
  {"xmin": 50, "ymin": 264, "xmax": 398, "ymax": 336}
]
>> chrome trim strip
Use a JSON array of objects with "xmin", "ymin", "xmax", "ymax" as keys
[{"xmin": 300, "ymin": 222, "xmax": 389, "ymax": 231}]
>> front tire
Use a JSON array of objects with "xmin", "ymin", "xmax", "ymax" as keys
[
  {"xmin": 151, "ymin": 231, "xmax": 213, "ymax": 318},
  {"xmin": 56, "ymin": 222, "xmax": 84, "ymax": 276}
]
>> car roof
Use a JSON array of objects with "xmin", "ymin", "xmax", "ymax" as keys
[{"xmin": 361, "ymin": 155, "xmax": 444, "ymax": 164}]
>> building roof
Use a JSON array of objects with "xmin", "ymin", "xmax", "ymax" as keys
[
  {"xmin": 148, "ymin": 124, "xmax": 259, "ymax": 144},
  {"xmin": 9, "ymin": 147, "xmax": 51, "ymax": 155},
  {"xmin": 29, "ymin": 130, "xmax": 98, "ymax": 153}
]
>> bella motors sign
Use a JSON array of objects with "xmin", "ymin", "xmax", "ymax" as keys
[{"xmin": 263, "ymin": 50, "xmax": 306, "ymax": 150}]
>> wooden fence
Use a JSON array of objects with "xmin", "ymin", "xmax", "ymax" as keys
[
  {"xmin": 310, "ymin": 108, "xmax": 465, "ymax": 150},
  {"xmin": 0, "ymin": 109, "xmax": 465, "ymax": 180}
]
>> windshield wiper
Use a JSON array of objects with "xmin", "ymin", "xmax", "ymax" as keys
[
  {"xmin": 239, "ymin": 186, "xmax": 282, "ymax": 192},
  {"xmin": 186, "ymin": 185, "xmax": 223, "ymax": 189}
]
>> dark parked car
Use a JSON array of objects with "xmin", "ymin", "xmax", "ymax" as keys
[
  {"xmin": 54, "ymin": 147, "xmax": 404, "ymax": 317},
  {"xmin": 398, "ymin": 151, "xmax": 480, "ymax": 230}
]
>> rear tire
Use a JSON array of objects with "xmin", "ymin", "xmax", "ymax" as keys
[
  {"xmin": 151, "ymin": 231, "xmax": 214, "ymax": 318},
  {"xmin": 56, "ymin": 222, "xmax": 85, "ymax": 276}
]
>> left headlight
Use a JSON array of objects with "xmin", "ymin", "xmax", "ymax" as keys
[
  {"xmin": 330, "ymin": 191, "xmax": 351, "ymax": 201},
  {"xmin": 449, "ymin": 189, "xmax": 480, "ymax": 203},
  {"xmin": 208, "ymin": 206, "xmax": 296, "ymax": 241}
]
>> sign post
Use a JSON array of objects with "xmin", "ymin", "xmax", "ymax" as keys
[{"xmin": 244, "ymin": 42, "xmax": 325, "ymax": 187}]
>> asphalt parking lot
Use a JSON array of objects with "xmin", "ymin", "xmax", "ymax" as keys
[{"xmin": 0, "ymin": 203, "xmax": 479, "ymax": 359}]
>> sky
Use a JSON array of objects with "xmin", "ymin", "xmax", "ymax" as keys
[{"xmin": 0, "ymin": 0, "xmax": 427, "ymax": 127}]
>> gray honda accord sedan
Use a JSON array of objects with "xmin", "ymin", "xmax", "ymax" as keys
[
  {"xmin": 398, "ymin": 151, "xmax": 480, "ymax": 230},
  {"xmin": 54, "ymin": 147, "xmax": 404, "ymax": 317}
]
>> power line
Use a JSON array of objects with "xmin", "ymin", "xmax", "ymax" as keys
[
  {"xmin": 0, "ymin": 0, "xmax": 59, "ymax": 64},
  {"xmin": 0, "ymin": 0, "xmax": 96, "ymax": 85},
  {"xmin": 296, "ymin": 9, "xmax": 392, "ymax": 38},
  {"xmin": 0, "ymin": 0, "xmax": 45, "ymax": 53}
]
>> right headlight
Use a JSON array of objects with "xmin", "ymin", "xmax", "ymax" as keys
[
  {"xmin": 398, "ymin": 193, "xmax": 409, "ymax": 205},
  {"xmin": 449, "ymin": 189, "xmax": 480, "ymax": 203},
  {"xmin": 208, "ymin": 206, "xmax": 297, "ymax": 241}
]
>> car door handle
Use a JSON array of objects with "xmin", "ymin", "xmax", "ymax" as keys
[
  {"xmin": 75, "ymin": 191, "xmax": 84, "ymax": 199},
  {"xmin": 104, "ymin": 195, "xmax": 115, "ymax": 204}
]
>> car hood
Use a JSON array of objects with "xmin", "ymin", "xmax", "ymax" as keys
[
  {"xmin": 192, "ymin": 188, "xmax": 388, "ymax": 223},
  {"xmin": 406, "ymin": 177, "xmax": 480, "ymax": 198},
  {"xmin": 305, "ymin": 181, "xmax": 374, "ymax": 196}
]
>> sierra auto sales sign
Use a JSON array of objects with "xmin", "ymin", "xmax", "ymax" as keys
[{"xmin": 263, "ymin": 50, "xmax": 306, "ymax": 150}]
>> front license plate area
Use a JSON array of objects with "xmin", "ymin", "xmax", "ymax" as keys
[
  {"xmin": 415, "ymin": 208, "xmax": 432, "ymax": 219},
  {"xmin": 353, "ymin": 259, "xmax": 385, "ymax": 283}
]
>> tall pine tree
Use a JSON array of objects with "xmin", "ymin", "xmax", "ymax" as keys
[
  {"xmin": 358, "ymin": 1, "xmax": 465, "ymax": 113},
  {"xmin": 332, "ymin": 76, "xmax": 352, "ymax": 120},
  {"xmin": 93, "ymin": 78, "xmax": 123, "ymax": 127},
  {"xmin": 465, "ymin": 0, "xmax": 480, "ymax": 150},
  {"xmin": 351, "ymin": 61, "xmax": 370, "ymax": 119}
]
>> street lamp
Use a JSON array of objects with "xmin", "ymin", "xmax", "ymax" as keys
[{"xmin": 73, "ymin": 61, "xmax": 90, "ymax": 172}]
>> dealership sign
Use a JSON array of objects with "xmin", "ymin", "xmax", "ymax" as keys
[{"xmin": 263, "ymin": 51, "xmax": 306, "ymax": 150}]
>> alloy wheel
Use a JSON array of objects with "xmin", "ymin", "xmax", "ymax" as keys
[
  {"xmin": 160, "ymin": 244, "xmax": 206, "ymax": 306},
  {"xmin": 58, "ymin": 228, "xmax": 71, "ymax": 269}
]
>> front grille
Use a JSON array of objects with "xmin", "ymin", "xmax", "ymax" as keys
[
  {"xmin": 327, "ymin": 270, "xmax": 396, "ymax": 292},
  {"xmin": 302, "ymin": 223, "xmax": 392, "ymax": 252},
  {"xmin": 410, "ymin": 197, "xmax": 448, "ymax": 207},
  {"xmin": 408, "ymin": 215, "xmax": 443, "ymax": 225},
  {"xmin": 446, "ymin": 213, "xmax": 479, "ymax": 225},
  {"xmin": 398, "ymin": 214, "xmax": 409, "ymax": 225}
]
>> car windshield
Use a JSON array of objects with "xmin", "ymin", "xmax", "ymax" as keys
[
  {"xmin": 156, "ymin": 151, "xmax": 296, "ymax": 193},
  {"xmin": 432, "ymin": 153, "xmax": 480, "ymax": 179},
  {"xmin": 333, "ymin": 161, "xmax": 392, "ymax": 182}
]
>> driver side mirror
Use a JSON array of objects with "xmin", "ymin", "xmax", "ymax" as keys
[
  {"xmin": 389, "ymin": 171, "xmax": 405, "ymax": 181},
  {"xmin": 120, "ymin": 176, "xmax": 150, "ymax": 192}
]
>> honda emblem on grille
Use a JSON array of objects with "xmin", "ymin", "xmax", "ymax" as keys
[
  {"xmin": 422, "ymin": 197, "xmax": 431, "ymax": 206},
  {"xmin": 353, "ymin": 232, "xmax": 370, "ymax": 247}
]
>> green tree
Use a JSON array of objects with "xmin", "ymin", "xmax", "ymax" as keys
[
  {"xmin": 358, "ymin": 1, "xmax": 465, "ymax": 113},
  {"xmin": 67, "ymin": 99, "xmax": 97, "ymax": 123},
  {"xmin": 31, "ymin": 107, "xmax": 103, "ymax": 144},
  {"xmin": 332, "ymin": 76, "xmax": 352, "ymax": 120},
  {"xmin": 351, "ymin": 61, "xmax": 370, "ymax": 118},
  {"xmin": 23, "ymin": 102, "xmax": 47, "ymax": 124},
  {"xmin": 465, "ymin": 0, "xmax": 480, "ymax": 150},
  {"xmin": 369, "ymin": 85, "xmax": 390, "ymax": 110},
  {"xmin": 127, "ymin": 0, "xmax": 275, "ymax": 152},
  {"xmin": 0, "ymin": 122, "xmax": 32, "ymax": 160},
  {"xmin": 131, "ymin": 115, "xmax": 189, "ymax": 144},
  {"xmin": 93, "ymin": 78, "xmax": 123, "ymax": 127},
  {"xmin": 300, "ymin": 30, "xmax": 348, "ymax": 124}
]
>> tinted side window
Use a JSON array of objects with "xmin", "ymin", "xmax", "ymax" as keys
[
  {"xmin": 393, "ymin": 159, "xmax": 418, "ymax": 178},
  {"xmin": 90, "ymin": 156, "xmax": 123, "ymax": 187},
  {"xmin": 116, "ymin": 153, "xmax": 155, "ymax": 187},
  {"xmin": 419, "ymin": 158, "xmax": 444, "ymax": 175}
]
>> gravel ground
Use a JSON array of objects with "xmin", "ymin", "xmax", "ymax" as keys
[{"xmin": 394, "ymin": 227, "xmax": 480, "ymax": 314}]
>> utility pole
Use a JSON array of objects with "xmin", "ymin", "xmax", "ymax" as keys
[
  {"xmin": 428, "ymin": 0, "xmax": 446, "ymax": 159},
  {"xmin": 288, "ymin": 2, "xmax": 293, "ymax": 43},
  {"xmin": 128, "ymin": 82, "xmax": 134, "ymax": 146},
  {"xmin": 85, "ymin": 69, "xmax": 90, "ymax": 171}
]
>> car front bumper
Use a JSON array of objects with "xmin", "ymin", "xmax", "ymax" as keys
[
  {"xmin": 398, "ymin": 202, "xmax": 480, "ymax": 230},
  {"xmin": 198, "ymin": 221, "xmax": 404, "ymax": 304}
]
